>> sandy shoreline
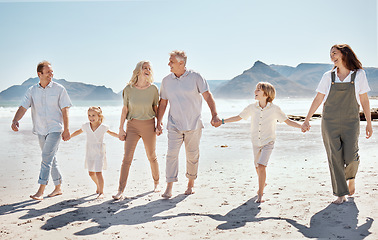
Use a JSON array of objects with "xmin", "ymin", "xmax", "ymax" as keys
[{"xmin": 0, "ymin": 114, "xmax": 377, "ymax": 239}]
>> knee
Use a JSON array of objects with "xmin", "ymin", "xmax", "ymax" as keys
[
  {"xmin": 257, "ymin": 164, "xmax": 266, "ymax": 171},
  {"xmin": 147, "ymin": 154, "xmax": 157, "ymax": 163},
  {"xmin": 41, "ymin": 151, "xmax": 54, "ymax": 161},
  {"xmin": 166, "ymin": 152, "xmax": 179, "ymax": 162},
  {"xmin": 122, "ymin": 155, "xmax": 133, "ymax": 166},
  {"xmin": 89, "ymin": 172, "xmax": 95, "ymax": 177}
]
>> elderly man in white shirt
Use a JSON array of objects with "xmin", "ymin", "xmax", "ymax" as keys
[
  {"xmin": 156, "ymin": 50, "xmax": 221, "ymax": 198},
  {"xmin": 11, "ymin": 61, "xmax": 72, "ymax": 201}
]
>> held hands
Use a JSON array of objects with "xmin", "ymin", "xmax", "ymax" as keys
[
  {"xmin": 211, "ymin": 115, "xmax": 222, "ymax": 128},
  {"xmin": 155, "ymin": 122, "xmax": 163, "ymax": 136},
  {"xmin": 62, "ymin": 129, "xmax": 71, "ymax": 141},
  {"xmin": 119, "ymin": 128, "xmax": 126, "ymax": 141},
  {"xmin": 301, "ymin": 121, "xmax": 311, "ymax": 133}
]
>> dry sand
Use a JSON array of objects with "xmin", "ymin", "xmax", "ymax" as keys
[{"xmin": 0, "ymin": 113, "xmax": 377, "ymax": 240}]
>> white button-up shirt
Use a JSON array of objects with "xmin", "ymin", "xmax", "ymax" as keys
[
  {"xmin": 20, "ymin": 81, "xmax": 72, "ymax": 135},
  {"xmin": 160, "ymin": 69, "xmax": 209, "ymax": 131},
  {"xmin": 239, "ymin": 102, "xmax": 287, "ymax": 146},
  {"xmin": 316, "ymin": 68, "xmax": 370, "ymax": 105}
]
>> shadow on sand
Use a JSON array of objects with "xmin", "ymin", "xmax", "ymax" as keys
[
  {"xmin": 284, "ymin": 197, "xmax": 373, "ymax": 239},
  {"xmin": 0, "ymin": 199, "xmax": 40, "ymax": 216},
  {"xmin": 197, "ymin": 196, "xmax": 282, "ymax": 230},
  {"xmin": 17, "ymin": 194, "xmax": 96, "ymax": 220},
  {"xmin": 39, "ymin": 192, "xmax": 188, "ymax": 236}
]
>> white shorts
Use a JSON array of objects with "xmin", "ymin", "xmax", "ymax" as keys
[{"xmin": 252, "ymin": 141, "xmax": 274, "ymax": 167}]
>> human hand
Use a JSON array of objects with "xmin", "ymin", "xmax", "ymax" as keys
[
  {"xmin": 155, "ymin": 122, "xmax": 163, "ymax": 136},
  {"xmin": 62, "ymin": 129, "xmax": 71, "ymax": 141},
  {"xmin": 211, "ymin": 115, "xmax": 222, "ymax": 128},
  {"xmin": 366, "ymin": 123, "xmax": 373, "ymax": 139},
  {"xmin": 301, "ymin": 121, "xmax": 311, "ymax": 133},
  {"xmin": 119, "ymin": 129, "xmax": 126, "ymax": 141},
  {"xmin": 11, "ymin": 120, "xmax": 19, "ymax": 132}
]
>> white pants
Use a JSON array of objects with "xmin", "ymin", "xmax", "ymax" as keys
[{"xmin": 166, "ymin": 128, "xmax": 202, "ymax": 182}]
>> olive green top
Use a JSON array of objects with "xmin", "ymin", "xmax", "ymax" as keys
[{"xmin": 122, "ymin": 84, "xmax": 159, "ymax": 120}]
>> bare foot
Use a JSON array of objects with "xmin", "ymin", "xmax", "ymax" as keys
[
  {"xmin": 47, "ymin": 190, "xmax": 62, "ymax": 198},
  {"xmin": 112, "ymin": 191, "xmax": 123, "ymax": 200},
  {"xmin": 348, "ymin": 179, "xmax": 355, "ymax": 196},
  {"xmin": 30, "ymin": 194, "xmax": 43, "ymax": 201},
  {"xmin": 96, "ymin": 193, "xmax": 105, "ymax": 199},
  {"xmin": 162, "ymin": 183, "xmax": 173, "ymax": 199},
  {"xmin": 332, "ymin": 196, "xmax": 346, "ymax": 204},
  {"xmin": 184, "ymin": 187, "xmax": 194, "ymax": 195},
  {"xmin": 255, "ymin": 194, "xmax": 265, "ymax": 203},
  {"xmin": 185, "ymin": 179, "xmax": 195, "ymax": 195},
  {"xmin": 162, "ymin": 189, "xmax": 172, "ymax": 199},
  {"xmin": 154, "ymin": 183, "xmax": 160, "ymax": 192}
]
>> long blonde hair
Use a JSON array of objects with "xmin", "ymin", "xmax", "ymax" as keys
[
  {"xmin": 128, "ymin": 61, "xmax": 154, "ymax": 87},
  {"xmin": 88, "ymin": 106, "xmax": 104, "ymax": 123}
]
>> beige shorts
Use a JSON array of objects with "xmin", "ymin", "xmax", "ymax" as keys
[{"xmin": 252, "ymin": 141, "xmax": 275, "ymax": 167}]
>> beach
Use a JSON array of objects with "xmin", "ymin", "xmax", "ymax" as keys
[{"xmin": 0, "ymin": 99, "xmax": 377, "ymax": 239}]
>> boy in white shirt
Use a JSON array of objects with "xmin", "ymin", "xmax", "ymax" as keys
[{"xmin": 222, "ymin": 82, "xmax": 301, "ymax": 203}]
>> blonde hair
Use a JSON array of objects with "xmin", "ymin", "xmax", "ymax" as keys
[
  {"xmin": 170, "ymin": 50, "xmax": 187, "ymax": 65},
  {"xmin": 256, "ymin": 82, "xmax": 276, "ymax": 103},
  {"xmin": 128, "ymin": 61, "xmax": 154, "ymax": 87},
  {"xmin": 88, "ymin": 106, "xmax": 104, "ymax": 123}
]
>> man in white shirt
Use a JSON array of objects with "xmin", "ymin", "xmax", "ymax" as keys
[
  {"xmin": 11, "ymin": 61, "xmax": 72, "ymax": 200},
  {"xmin": 156, "ymin": 50, "xmax": 221, "ymax": 198}
]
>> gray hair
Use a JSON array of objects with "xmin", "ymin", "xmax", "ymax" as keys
[{"xmin": 170, "ymin": 50, "xmax": 187, "ymax": 65}]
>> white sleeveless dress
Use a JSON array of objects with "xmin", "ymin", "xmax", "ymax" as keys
[{"xmin": 81, "ymin": 122, "xmax": 109, "ymax": 172}]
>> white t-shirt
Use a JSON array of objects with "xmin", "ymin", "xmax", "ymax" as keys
[
  {"xmin": 239, "ymin": 102, "xmax": 287, "ymax": 147},
  {"xmin": 316, "ymin": 68, "xmax": 370, "ymax": 105}
]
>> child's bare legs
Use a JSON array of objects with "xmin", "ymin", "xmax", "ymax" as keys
[
  {"xmin": 89, "ymin": 171, "xmax": 99, "ymax": 193},
  {"xmin": 256, "ymin": 164, "xmax": 267, "ymax": 203},
  {"xmin": 185, "ymin": 179, "xmax": 195, "ymax": 195},
  {"xmin": 348, "ymin": 179, "xmax": 355, "ymax": 196},
  {"xmin": 30, "ymin": 184, "xmax": 46, "ymax": 200},
  {"xmin": 89, "ymin": 171, "xmax": 104, "ymax": 198},
  {"xmin": 162, "ymin": 182, "xmax": 173, "ymax": 198},
  {"xmin": 95, "ymin": 172, "xmax": 104, "ymax": 199}
]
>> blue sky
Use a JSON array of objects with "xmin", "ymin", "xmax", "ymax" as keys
[{"xmin": 0, "ymin": 0, "xmax": 377, "ymax": 93}]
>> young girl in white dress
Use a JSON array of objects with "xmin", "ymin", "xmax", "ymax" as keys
[{"xmin": 71, "ymin": 106, "xmax": 118, "ymax": 199}]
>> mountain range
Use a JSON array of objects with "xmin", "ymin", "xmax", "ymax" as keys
[
  {"xmin": 0, "ymin": 77, "xmax": 120, "ymax": 101},
  {"xmin": 1, "ymin": 61, "xmax": 377, "ymax": 101},
  {"xmin": 214, "ymin": 61, "xmax": 378, "ymax": 98}
]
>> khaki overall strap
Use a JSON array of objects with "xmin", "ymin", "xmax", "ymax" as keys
[{"xmin": 331, "ymin": 71, "xmax": 357, "ymax": 84}]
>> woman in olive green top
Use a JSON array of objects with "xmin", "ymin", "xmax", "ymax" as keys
[{"xmin": 112, "ymin": 61, "xmax": 160, "ymax": 200}]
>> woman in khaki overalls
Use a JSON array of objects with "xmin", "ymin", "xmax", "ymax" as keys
[{"xmin": 302, "ymin": 44, "xmax": 373, "ymax": 204}]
